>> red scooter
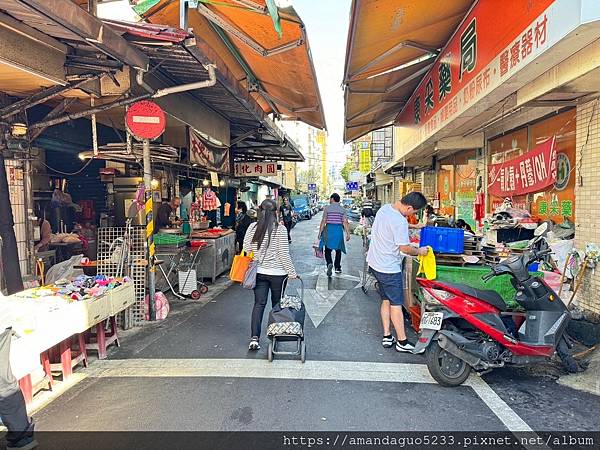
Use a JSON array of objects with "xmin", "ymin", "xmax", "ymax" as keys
[{"xmin": 414, "ymin": 245, "xmax": 582, "ymax": 386}]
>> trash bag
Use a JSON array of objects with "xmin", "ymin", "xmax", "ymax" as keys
[{"xmin": 45, "ymin": 254, "xmax": 84, "ymax": 285}]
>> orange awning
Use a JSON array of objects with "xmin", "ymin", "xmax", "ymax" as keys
[
  {"xmin": 343, "ymin": 0, "xmax": 474, "ymax": 142},
  {"xmin": 142, "ymin": 0, "xmax": 326, "ymax": 130}
]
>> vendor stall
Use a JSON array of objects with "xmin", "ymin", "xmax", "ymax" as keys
[
  {"xmin": 154, "ymin": 227, "xmax": 234, "ymax": 286},
  {"xmin": 407, "ymin": 224, "xmax": 551, "ymax": 331},
  {"xmin": 192, "ymin": 228, "xmax": 235, "ymax": 283},
  {"xmin": 0, "ymin": 275, "xmax": 134, "ymax": 403}
]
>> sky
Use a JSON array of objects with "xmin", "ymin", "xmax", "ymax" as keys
[{"xmin": 292, "ymin": 0, "xmax": 352, "ymax": 164}]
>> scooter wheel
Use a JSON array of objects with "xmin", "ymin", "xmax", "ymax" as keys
[
  {"xmin": 190, "ymin": 290, "xmax": 201, "ymax": 300},
  {"xmin": 425, "ymin": 340, "xmax": 471, "ymax": 387},
  {"xmin": 267, "ymin": 342, "xmax": 274, "ymax": 362}
]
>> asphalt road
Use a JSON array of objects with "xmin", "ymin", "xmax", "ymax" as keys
[{"xmin": 32, "ymin": 213, "xmax": 600, "ymax": 439}]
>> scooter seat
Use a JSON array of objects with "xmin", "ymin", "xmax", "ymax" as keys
[{"xmin": 442, "ymin": 282, "xmax": 508, "ymax": 311}]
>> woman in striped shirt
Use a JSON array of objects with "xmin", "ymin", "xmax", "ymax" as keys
[
  {"xmin": 243, "ymin": 199, "xmax": 297, "ymax": 351},
  {"xmin": 318, "ymin": 193, "xmax": 351, "ymax": 277}
]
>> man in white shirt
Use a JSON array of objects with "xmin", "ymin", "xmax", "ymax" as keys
[{"xmin": 367, "ymin": 192, "xmax": 429, "ymax": 353}]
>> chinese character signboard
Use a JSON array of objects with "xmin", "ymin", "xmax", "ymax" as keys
[
  {"xmin": 395, "ymin": 0, "xmax": 578, "ymax": 150},
  {"xmin": 189, "ymin": 129, "xmax": 230, "ymax": 174},
  {"xmin": 488, "ymin": 137, "xmax": 557, "ymax": 197},
  {"xmin": 308, "ymin": 183, "xmax": 317, "ymax": 191},
  {"xmin": 359, "ymin": 148, "xmax": 371, "ymax": 173},
  {"xmin": 346, "ymin": 181, "xmax": 359, "ymax": 192},
  {"xmin": 234, "ymin": 162, "xmax": 278, "ymax": 177}
]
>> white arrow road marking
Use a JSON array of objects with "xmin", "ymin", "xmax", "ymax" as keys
[
  {"xmin": 304, "ymin": 272, "xmax": 347, "ymax": 327},
  {"xmin": 299, "ymin": 266, "xmax": 322, "ymax": 278}
]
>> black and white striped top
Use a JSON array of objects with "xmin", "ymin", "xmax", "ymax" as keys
[{"xmin": 243, "ymin": 223, "xmax": 297, "ymax": 277}]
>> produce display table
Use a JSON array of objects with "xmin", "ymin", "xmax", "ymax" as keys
[{"xmin": 2, "ymin": 279, "xmax": 135, "ymax": 404}]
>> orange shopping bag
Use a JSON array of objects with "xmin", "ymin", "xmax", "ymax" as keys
[{"xmin": 229, "ymin": 251, "xmax": 253, "ymax": 283}]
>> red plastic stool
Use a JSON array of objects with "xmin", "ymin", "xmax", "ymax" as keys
[
  {"xmin": 48, "ymin": 333, "xmax": 88, "ymax": 380},
  {"xmin": 85, "ymin": 317, "xmax": 120, "ymax": 360}
]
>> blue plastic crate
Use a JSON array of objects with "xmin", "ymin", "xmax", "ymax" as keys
[{"xmin": 420, "ymin": 226, "xmax": 465, "ymax": 254}]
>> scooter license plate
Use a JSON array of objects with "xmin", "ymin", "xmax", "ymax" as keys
[{"xmin": 420, "ymin": 312, "xmax": 444, "ymax": 330}]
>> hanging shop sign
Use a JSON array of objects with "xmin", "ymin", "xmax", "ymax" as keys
[
  {"xmin": 346, "ymin": 181, "xmax": 359, "ymax": 191},
  {"xmin": 189, "ymin": 128, "xmax": 230, "ymax": 174},
  {"xmin": 359, "ymin": 148, "xmax": 371, "ymax": 173},
  {"xmin": 396, "ymin": 0, "xmax": 583, "ymax": 150},
  {"xmin": 234, "ymin": 162, "xmax": 278, "ymax": 177},
  {"xmin": 488, "ymin": 137, "xmax": 557, "ymax": 198},
  {"xmin": 308, "ymin": 183, "xmax": 317, "ymax": 191},
  {"xmin": 125, "ymin": 100, "xmax": 166, "ymax": 140}
]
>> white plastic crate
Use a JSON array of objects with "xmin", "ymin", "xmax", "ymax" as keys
[
  {"xmin": 178, "ymin": 270, "xmax": 197, "ymax": 295},
  {"xmin": 109, "ymin": 282, "xmax": 136, "ymax": 316}
]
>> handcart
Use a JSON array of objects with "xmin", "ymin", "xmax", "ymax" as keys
[
  {"xmin": 267, "ymin": 277, "xmax": 306, "ymax": 363},
  {"xmin": 156, "ymin": 244, "xmax": 209, "ymax": 300},
  {"xmin": 360, "ymin": 217, "xmax": 377, "ymax": 294}
]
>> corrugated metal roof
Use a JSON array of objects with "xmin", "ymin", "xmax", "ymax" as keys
[
  {"xmin": 0, "ymin": 0, "xmax": 148, "ymax": 70},
  {"xmin": 107, "ymin": 19, "xmax": 304, "ymax": 162},
  {"xmin": 142, "ymin": 0, "xmax": 326, "ymax": 130}
]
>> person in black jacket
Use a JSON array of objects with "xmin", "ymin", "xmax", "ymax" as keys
[
  {"xmin": 235, "ymin": 201, "xmax": 253, "ymax": 253},
  {"xmin": 279, "ymin": 197, "xmax": 294, "ymax": 243}
]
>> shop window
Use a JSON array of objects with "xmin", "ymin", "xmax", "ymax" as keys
[
  {"xmin": 455, "ymin": 151, "xmax": 477, "ymax": 229},
  {"xmin": 373, "ymin": 130, "xmax": 386, "ymax": 142},
  {"xmin": 437, "ymin": 157, "xmax": 455, "ymax": 217},
  {"xmin": 488, "ymin": 127, "xmax": 529, "ymax": 211},
  {"xmin": 487, "ymin": 110, "xmax": 576, "ymax": 221},
  {"xmin": 530, "ymin": 109, "xmax": 576, "ymax": 222},
  {"xmin": 372, "ymin": 142, "xmax": 385, "ymax": 156}
]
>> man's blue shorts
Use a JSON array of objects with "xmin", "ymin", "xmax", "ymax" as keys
[{"xmin": 369, "ymin": 267, "xmax": 405, "ymax": 306}]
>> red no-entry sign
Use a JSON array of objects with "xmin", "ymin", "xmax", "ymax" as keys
[{"xmin": 125, "ymin": 100, "xmax": 166, "ymax": 140}]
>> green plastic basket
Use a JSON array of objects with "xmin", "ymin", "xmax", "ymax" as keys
[
  {"xmin": 437, "ymin": 266, "xmax": 544, "ymax": 308},
  {"xmin": 154, "ymin": 233, "xmax": 188, "ymax": 246},
  {"xmin": 434, "ymin": 265, "xmax": 544, "ymax": 309}
]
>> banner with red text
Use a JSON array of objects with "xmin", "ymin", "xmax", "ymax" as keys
[
  {"xmin": 189, "ymin": 128, "xmax": 230, "ymax": 174},
  {"xmin": 488, "ymin": 137, "xmax": 557, "ymax": 197},
  {"xmin": 394, "ymin": 0, "xmax": 590, "ymax": 152}
]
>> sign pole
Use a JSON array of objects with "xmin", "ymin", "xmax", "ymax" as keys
[
  {"xmin": 125, "ymin": 100, "xmax": 166, "ymax": 322},
  {"xmin": 142, "ymin": 138, "xmax": 156, "ymax": 321}
]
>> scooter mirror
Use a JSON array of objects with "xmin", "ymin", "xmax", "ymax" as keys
[
  {"xmin": 527, "ymin": 235, "xmax": 542, "ymax": 248},
  {"xmin": 534, "ymin": 221, "xmax": 549, "ymax": 237}
]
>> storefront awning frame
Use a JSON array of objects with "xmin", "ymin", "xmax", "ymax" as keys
[
  {"xmin": 0, "ymin": 0, "xmax": 149, "ymax": 71},
  {"xmin": 343, "ymin": 0, "xmax": 475, "ymax": 143},
  {"xmin": 141, "ymin": 0, "xmax": 326, "ymax": 130},
  {"xmin": 101, "ymin": 19, "xmax": 304, "ymax": 163}
]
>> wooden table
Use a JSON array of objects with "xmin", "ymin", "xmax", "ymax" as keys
[
  {"xmin": 49, "ymin": 242, "xmax": 83, "ymax": 263},
  {"xmin": 74, "ymin": 261, "xmax": 97, "ymax": 276}
]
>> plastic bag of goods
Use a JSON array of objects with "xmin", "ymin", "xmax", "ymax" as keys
[{"xmin": 144, "ymin": 291, "xmax": 170, "ymax": 321}]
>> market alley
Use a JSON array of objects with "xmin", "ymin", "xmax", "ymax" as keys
[{"xmin": 30, "ymin": 215, "xmax": 600, "ymax": 435}]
